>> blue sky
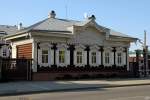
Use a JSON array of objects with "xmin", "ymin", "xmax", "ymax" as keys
[{"xmin": 0, "ymin": 0, "xmax": 150, "ymax": 51}]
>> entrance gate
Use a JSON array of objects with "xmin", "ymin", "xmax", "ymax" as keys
[{"xmin": 1, "ymin": 58, "xmax": 32, "ymax": 81}]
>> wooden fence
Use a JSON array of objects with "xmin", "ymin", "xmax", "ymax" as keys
[{"xmin": 0, "ymin": 58, "xmax": 32, "ymax": 81}]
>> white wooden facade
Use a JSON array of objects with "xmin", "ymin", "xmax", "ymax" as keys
[{"xmin": 5, "ymin": 11, "xmax": 137, "ymax": 73}]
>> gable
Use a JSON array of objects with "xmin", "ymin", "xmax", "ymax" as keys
[{"xmin": 68, "ymin": 26, "xmax": 105, "ymax": 45}]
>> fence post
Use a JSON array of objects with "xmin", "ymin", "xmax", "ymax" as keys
[
  {"xmin": 27, "ymin": 59, "xmax": 32, "ymax": 81},
  {"xmin": 26, "ymin": 59, "xmax": 29, "ymax": 81},
  {"xmin": 30, "ymin": 60, "xmax": 32, "ymax": 80}
]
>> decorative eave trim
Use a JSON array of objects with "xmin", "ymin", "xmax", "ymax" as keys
[
  {"xmin": 31, "ymin": 31, "xmax": 72, "ymax": 38},
  {"xmin": 103, "ymin": 46, "xmax": 113, "ymax": 51},
  {"xmin": 90, "ymin": 45, "xmax": 99, "ymax": 50},
  {"xmin": 30, "ymin": 29, "xmax": 72, "ymax": 33},
  {"xmin": 4, "ymin": 29, "xmax": 73, "ymax": 41},
  {"xmin": 56, "ymin": 43, "xmax": 69, "ymax": 49},
  {"xmin": 108, "ymin": 36, "xmax": 138, "ymax": 42},
  {"xmin": 75, "ymin": 44, "xmax": 86, "ymax": 49},
  {"xmin": 39, "ymin": 43, "xmax": 53, "ymax": 48},
  {"xmin": 4, "ymin": 33, "xmax": 30, "ymax": 41}
]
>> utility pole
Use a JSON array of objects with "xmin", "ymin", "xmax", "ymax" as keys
[
  {"xmin": 144, "ymin": 30, "xmax": 146, "ymax": 48},
  {"xmin": 143, "ymin": 30, "xmax": 148, "ymax": 77}
]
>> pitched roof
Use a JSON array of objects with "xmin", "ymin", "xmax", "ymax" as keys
[
  {"xmin": 110, "ymin": 29, "xmax": 133, "ymax": 38},
  {"xmin": 18, "ymin": 18, "xmax": 81, "ymax": 34},
  {"xmin": 17, "ymin": 17, "xmax": 135, "ymax": 39},
  {"xmin": 0, "ymin": 25, "xmax": 18, "ymax": 35},
  {"xmin": 4, "ymin": 12, "xmax": 136, "ymax": 40}
]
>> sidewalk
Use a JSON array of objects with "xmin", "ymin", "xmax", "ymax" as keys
[{"xmin": 0, "ymin": 78, "xmax": 150, "ymax": 96}]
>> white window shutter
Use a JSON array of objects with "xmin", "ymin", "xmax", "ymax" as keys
[
  {"xmin": 89, "ymin": 51, "xmax": 91, "ymax": 65},
  {"xmin": 38, "ymin": 49, "xmax": 42, "ymax": 65},
  {"xmin": 110, "ymin": 51, "xmax": 115, "ymax": 66},
  {"xmin": 97, "ymin": 51, "xmax": 101, "ymax": 65},
  {"xmin": 84, "ymin": 51, "xmax": 87, "ymax": 65},
  {"xmin": 123, "ymin": 52, "xmax": 126, "ymax": 65},
  {"xmin": 56, "ymin": 50, "xmax": 59, "ymax": 65},
  {"xmin": 50, "ymin": 49, "xmax": 54, "ymax": 65},
  {"xmin": 48, "ymin": 50, "xmax": 50, "ymax": 66},
  {"xmin": 103, "ymin": 52, "xmax": 105, "ymax": 66},
  {"xmin": 115, "ymin": 52, "xmax": 117, "ymax": 66},
  {"xmin": 65, "ymin": 50, "xmax": 70, "ymax": 65},
  {"xmin": 111, "ymin": 52, "xmax": 114, "ymax": 66},
  {"xmin": 74, "ymin": 50, "xmax": 77, "ymax": 65}
]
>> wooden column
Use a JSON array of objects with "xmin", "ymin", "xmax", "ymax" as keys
[
  {"xmin": 100, "ymin": 46, "xmax": 104, "ymax": 66},
  {"xmin": 69, "ymin": 45, "xmax": 75, "ymax": 67},
  {"xmin": 123, "ymin": 47, "xmax": 128, "ymax": 66},
  {"xmin": 37, "ymin": 42, "xmax": 40, "ymax": 69},
  {"xmin": 51, "ymin": 43, "xmax": 57, "ymax": 67},
  {"xmin": 122, "ymin": 47, "xmax": 128, "ymax": 71},
  {"xmin": 112, "ymin": 47, "xmax": 116, "ymax": 67},
  {"xmin": 85, "ymin": 46, "xmax": 90, "ymax": 67}
]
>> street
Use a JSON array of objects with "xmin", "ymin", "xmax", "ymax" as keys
[{"xmin": 0, "ymin": 85, "xmax": 150, "ymax": 100}]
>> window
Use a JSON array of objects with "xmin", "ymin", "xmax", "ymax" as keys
[
  {"xmin": 42, "ymin": 50, "xmax": 48, "ymax": 63},
  {"xmin": 59, "ymin": 50, "xmax": 65, "ymax": 63},
  {"xmin": 91, "ymin": 52, "xmax": 96, "ymax": 64},
  {"xmin": 77, "ymin": 51, "xmax": 82, "ymax": 64},
  {"xmin": 105, "ymin": 52, "xmax": 110, "ymax": 64},
  {"xmin": 3, "ymin": 49, "xmax": 7, "ymax": 57},
  {"xmin": 117, "ymin": 53, "xmax": 122, "ymax": 65}
]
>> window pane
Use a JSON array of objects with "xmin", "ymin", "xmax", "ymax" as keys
[
  {"xmin": 42, "ymin": 50, "xmax": 48, "ymax": 54},
  {"xmin": 91, "ymin": 52, "xmax": 96, "ymax": 64},
  {"xmin": 59, "ymin": 50, "xmax": 65, "ymax": 63},
  {"xmin": 80, "ymin": 55, "xmax": 82, "ymax": 63},
  {"xmin": 117, "ymin": 53, "xmax": 122, "ymax": 64},
  {"xmin": 105, "ymin": 52, "xmax": 109, "ymax": 64},
  {"xmin": 42, "ymin": 50, "xmax": 48, "ymax": 63},
  {"xmin": 77, "ymin": 51, "xmax": 82, "ymax": 64}
]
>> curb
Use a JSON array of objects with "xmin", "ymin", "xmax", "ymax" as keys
[{"xmin": 0, "ymin": 83, "xmax": 150, "ymax": 97}]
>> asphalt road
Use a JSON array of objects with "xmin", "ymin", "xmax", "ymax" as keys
[{"xmin": 0, "ymin": 85, "xmax": 150, "ymax": 100}]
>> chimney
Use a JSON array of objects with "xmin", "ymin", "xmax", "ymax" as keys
[
  {"xmin": 18, "ymin": 22, "xmax": 22, "ymax": 30},
  {"xmin": 88, "ymin": 15, "xmax": 96, "ymax": 20},
  {"xmin": 48, "ymin": 10, "xmax": 56, "ymax": 18}
]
